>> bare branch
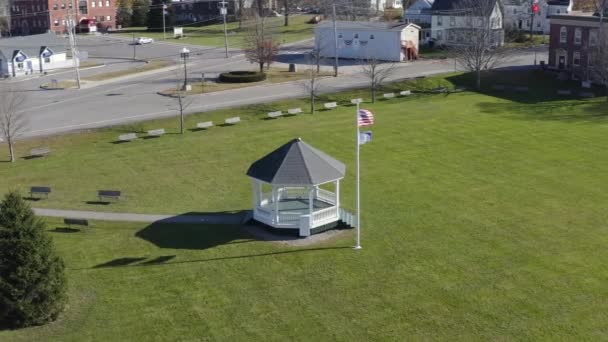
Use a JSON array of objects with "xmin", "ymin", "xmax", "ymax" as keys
[{"xmin": 361, "ymin": 57, "xmax": 396, "ymax": 103}]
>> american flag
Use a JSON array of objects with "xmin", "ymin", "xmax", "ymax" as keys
[{"xmin": 358, "ymin": 109, "xmax": 375, "ymax": 127}]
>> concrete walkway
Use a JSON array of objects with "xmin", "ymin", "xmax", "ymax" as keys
[{"xmin": 33, "ymin": 208, "xmax": 249, "ymax": 225}]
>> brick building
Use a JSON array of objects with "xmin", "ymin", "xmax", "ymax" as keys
[
  {"xmin": 548, "ymin": 12, "xmax": 604, "ymax": 81},
  {"xmin": 10, "ymin": 0, "xmax": 116, "ymax": 36}
]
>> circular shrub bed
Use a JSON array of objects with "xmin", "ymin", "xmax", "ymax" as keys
[{"xmin": 219, "ymin": 71, "xmax": 267, "ymax": 83}]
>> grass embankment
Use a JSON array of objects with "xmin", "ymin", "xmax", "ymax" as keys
[
  {"xmin": 160, "ymin": 67, "xmax": 334, "ymax": 96},
  {"xmin": 114, "ymin": 15, "xmax": 316, "ymax": 48},
  {"xmin": 1, "ymin": 71, "xmax": 608, "ymax": 340},
  {"xmin": 82, "ymin": 60, "xmax": 172, "ymax": 82}
]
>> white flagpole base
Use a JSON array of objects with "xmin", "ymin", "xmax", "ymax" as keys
[{"xmin": 353, "ymin": 245, "xmax": 362, "ymax": 250}]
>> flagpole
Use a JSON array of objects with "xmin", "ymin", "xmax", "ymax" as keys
[{"xmin": 355, "ymin": 101, "xmax": 362, "ymax": 250}]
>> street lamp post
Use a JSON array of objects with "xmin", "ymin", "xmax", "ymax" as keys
[{"xmin": 180, "ymin": 47, "xmax": 190, "ymax": 90}]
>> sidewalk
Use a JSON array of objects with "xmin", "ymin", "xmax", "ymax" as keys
[{"xmin": 33, "ymin": 208, "xmax": 249, "ymax": 225}]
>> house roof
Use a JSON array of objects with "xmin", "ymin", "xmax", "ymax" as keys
[
  {"xmin": 247, "ymin": 138, "xmax": 346, "ymax": 185},
  {"xmin": 431, "ymin": 0, "xmax": 499, "ymax": 16},
  {"xmin": 316, "ymin": 21, "xmax": 420, "ymax": 32},
  {"xmin": 0, "ymin": 32, "xmax": 67, "ymax": 59}
]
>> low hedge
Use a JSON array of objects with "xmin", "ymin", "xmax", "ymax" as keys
[{"xmin": 219, "ymin": 71, "xmax": 267, "ymax": 83}]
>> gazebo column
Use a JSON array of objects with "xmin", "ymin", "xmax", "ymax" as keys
[
  {"xmin": 274, "ymin": 185, "xmax": 279, "ymax": 224},
  {"xmin": 308, "ymin": 186, "xmax": 314, "ymax": 228},
  {"xmin": 335, "ymin": 180, "xmax": 340, "ymax": 215}
]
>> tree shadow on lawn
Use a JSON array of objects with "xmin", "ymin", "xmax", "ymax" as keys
[
  {"xmin": 446, "ymin": 69, "xmax": 605, "ymax": 105},
  {"xmin": 476, "ymin": 100, "xmax": 608, "ymax": 123}
]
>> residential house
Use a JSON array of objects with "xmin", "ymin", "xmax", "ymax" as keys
[
  {"xmin": 10, "ymin": 0, "xmax": 117, "ymax": 36},
  {"xmin": 548, "ymin": 11, "xmax": 604, "ymax": 81},
  {"xmin": 172, "ymin": 0, "xmax": 236, "ymax": 25},
  {"xmin": 315, "ymin": 21, "xmax": 421, "ymax": 62},
  {"xmin": 404, "ymin": 0, "xmax": 435, "ymax": 25},
  {"xmin": 503, "ymin": 0, "xmax": 572, "ymax": 34},
  {"xmin": 0, "ymin": 0, "xmax": 9, "ymax": 36},
  {"xmin": 430, "ymin": 0, "xmax": 504, "ymax": 47},
  {"xmin": 0, "ymin": 32, "xmax": 71, "ymax": 77}
]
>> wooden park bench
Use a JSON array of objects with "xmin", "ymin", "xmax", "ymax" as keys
[
  {"xmin": 267, "ymin": 111, "xmax": 283, "ymax": 119},
  {"xmin": 64, "ymin": 218, "xmax": 89, "ymax": 229},
  {"xmin": 196, "ymin": 121, "xmax": 214, "ymax": 130},
  {"xmin": 324, "ymin": 102, "xmax": 338, "ymax": 110},
  {"xmin": 350, "ymin": 98, "xmax": 363, "ymax": 105},
  {"xmin": 225, "ymin": 117, "xmax": 241, "ymax": 125},
  {"xmin": 30, "ymin": 146, "xmax": 50, "ymax": 158},
  {"xmin": 383, "ymin": 93, "xmax": 396, "ymax": 99},
  {"xmin": 399, "ymin": 90, "xmax": 411, "ymax": 96},
  {"xmin": 118, "ymin": 133, "xmax": 138, "ymax": 142},
  {"xmin": 98, "ymin": 190, "xmax": 121, "ymax": 202},
  {"xmin": 30, "ymin": 186, "xmax": 51, "ymax": 199},
  {"xmin": 287, "ymin": 108, "xmax": 302, "ymax": 115},
  {"xmin": 147, "ymin": 129, "xmax": 165, "ymax": 138}
]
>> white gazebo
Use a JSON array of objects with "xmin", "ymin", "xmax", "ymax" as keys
[{"xmin": 247, "ymin": 138, "xmax": 346, "ymax": 237}]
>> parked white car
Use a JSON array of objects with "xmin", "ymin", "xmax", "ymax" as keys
[{"xmin": 135, "ymin": 37, "xmax": 154, "ymax": 45}]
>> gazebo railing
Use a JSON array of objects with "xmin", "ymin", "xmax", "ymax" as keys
[
  {"xmin": 316, "ymin": 189, "xmax": 337, "ymax": 205},
  {"xmin": 312, "ymin": 207, "xmax": 338, "ymax": 225},
  {"xmin": 278, "ymin": 212, "xmax": 301, "ymax": 225}
]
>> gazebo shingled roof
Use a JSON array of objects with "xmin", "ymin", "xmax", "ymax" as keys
[{"xmin": 247, "ymin": 138, "xmax": 346, "ymax": 185}]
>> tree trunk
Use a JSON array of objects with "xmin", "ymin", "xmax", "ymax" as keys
[
  {"xmin": 310, "ymin": 92, "xmax": 315, "ymax": 114},
  {"xmin": 476, "ymin": 69, "xmax": 482, "ymax": 90},
  {"xmin": 284, "ymin": 13, "xmax": 289, "ymax": 26},
  {"xmin": 259, "ymin": 62, "xmax": 264, "ymax": 72},
  {"xmin": 371, "ymin": 86, "xmax": 376, "ymax": 103},
  {"xmin": 8, "ymin": 140, "xmax": 14, "ymax": 163}
]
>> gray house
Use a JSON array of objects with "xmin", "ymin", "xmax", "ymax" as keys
[{"xmin": 0, "ymin": 32, "xmax": 70, "ymax": 78}]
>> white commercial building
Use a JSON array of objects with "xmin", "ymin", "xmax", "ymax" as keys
[
  {"xmin": 503, "ymin": 0, "xmax": 573, "ymax": 34},
  {"xmin": 0, "ymin": 32, "xmax": 71, "ymax": 78},
  {"xmin": 315, "ymin": 21, "xmax": 421, "ymax": 62}
]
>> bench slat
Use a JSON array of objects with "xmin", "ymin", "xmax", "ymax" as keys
[
  {"xmin": 119, "ymin": 133, "xmax": 138, "ymax": 141},
  {"xmin": 267, "ymin": 111, "xmax": 283, "ymax": 118},
  {"xmin": 324, "ymin": 102, "xmax": 338, "ymax": 109},
  {"xmin": 225, "ymin": 117, "xmax": 241, "ymax": 124},
  {"xmin": 64, "ymin": 218, "xmax": 89, "ymax": 226},
  {"xmin": 287, "ymin": 108, "xmax": 302, "ymax": 115},
  {"xmin": 197, "ymin": 121, "xmax": 214, "ymax": 129},
  {"xmin": 147, "ymin": 129, "xmax": 165, "ymax": 136}
]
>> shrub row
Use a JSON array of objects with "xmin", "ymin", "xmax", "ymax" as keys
[{"xmin": 219, "ymin": 71, "xmax": 267, "ymax": 83}]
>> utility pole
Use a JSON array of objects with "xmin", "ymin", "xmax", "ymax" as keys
[
  {"xmin": 220, "ymin": 0, "xmax": 229, "ymax": 58},
  {"xmin": 332, "ymin": 3, "xmax": 339, "ymax": 77},
  {"xmin": 180, "ymin": 47, "xmax": 190, "ymax": 90},
  {"xmin": 67, "ymin": 0, "xmax": 81, "ymax": 89},
  {"xmin": 132, "ymin": 31, "xmax": 137, "ymax": 60},
  {"xmin": 162, "ymin": 3, "xmax": 167, "ymax": 40}
]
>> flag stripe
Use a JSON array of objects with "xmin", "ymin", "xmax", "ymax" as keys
[{"xmin": 358, "ymin": 109, "xmax": 375, "ymax": 127}]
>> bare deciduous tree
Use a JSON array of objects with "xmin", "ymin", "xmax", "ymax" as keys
[
  {"xmin": 590, "ymin": 0, "xmax": 608, "ymax": 100},
  {"xmin": 301, "ymin": 53, "xmax": 323, "ymax": 114},
  {"xmin": 0, "ymin": 87, "xmax": 27, "ymax": 162},
  {"xmin": 361, "ymin": 57, "xmax": 395, "ymax": 103},
  {"xmin": 174, "ymin": 91, "xmax": 192, "ymax": 134},
  {"xmin": 451, "ymin": 0, "xmax": 506, "ymax": 90},
  {"xmin": 244, "ymin": 15, "xmax": 281, "ymax": 72}
]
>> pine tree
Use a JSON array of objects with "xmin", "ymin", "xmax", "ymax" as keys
[
  {"xmin": 147, "ymin": 0, "xmax": 174, "ymax": 32},
  {"xmin": 0, "ymin": 191, "xmax": 67, "ymax": 328},
  {"xmin": 131, "ymin": 0, "xmax": 149, "ymax": 27}
]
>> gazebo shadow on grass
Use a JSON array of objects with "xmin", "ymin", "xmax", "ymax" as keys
[{"xmin": 135, "ymin": 211, "xmax": 254, "ymax": 250}]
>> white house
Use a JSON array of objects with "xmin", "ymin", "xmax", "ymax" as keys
[
  {"xmin": 404, "ymin": 0, "xmax": 435, "ymax": 25},
  {"xmin": 315, "ymin": 21, "xmax": 421, "ymax": 62},
  {"xmin": 503, "ymin": 0, "xmax": 572, "ymax": 34},
  {"xmin": 430, "ymin": 0, "xmax": 504, "ymax": 47},
  {"xmin": 0, "ymin": 32, "xmax": 71, "ymax": 78}
]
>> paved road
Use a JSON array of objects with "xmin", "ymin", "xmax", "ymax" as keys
[{"xmin": 7, "ymin": 37, "xmax": 547, "ymax": 138}]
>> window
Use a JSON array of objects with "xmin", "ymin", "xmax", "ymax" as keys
[
  {"xmin": 105, "ymin": 0, "xmax": 109, "ymax": 5},
  {"xmin": 17, "ymin": 62, "xmax": 23, "ymax": 69},
  {"xmin": 370, "ymin": 34, "xmax": 374, "ymax": 39},
  {"xmin": 478, "ymin": 18, "xmax": 484, "ymax": 27},
  {"xmin": 574, "ymin": 28, "xmax": 582, "ymax": 45},
  {"xmin": 557, "ymin": 9, "xmax": 561, "ymax": 14},
  {"xmin": 450, "ymin": 16, "xmax": 455, "ymax": 26},
  {"xmin": 590, "ymin": 30, "xmax": 598, "ymax": 47},
  {"xmin": 560, "ymin": 26, "xmax": 567, "ymax": 43},
  {"xmin": 44, "ymin": 57, "xmax": 50, "ymax": 63},
  {"xmin": 573, "ymin": 51, "xmax": 580, "ymax": 66},
  {"xmin": 61, "ymin": 3, "xmax": 65, "ymax": 8},
  {"xmin": 437, "ymin": 30, "xmax": 443, "ymax": 40},
  {"xmin": 537, "ymin": 20, "xmax": 541, "ymax": 28},
  {"xmin": 99, "ymin": 16, "xmax": 104, "ymax": 21},
  {"xmin": 448, "ymin": 29, "xmax": 455, "ymax": 40},
  {"xmin": 588, "ymin": 53, "xmax": 594, "ymax": 67},
  {"xmin": 98, "ymin": 1, "xmax": 102, "ymax": 6},
  {"xmin": 53, "ymin": 3, "xmax": 57, "ymax": 9},
  {"xmin": 106, "ymin": 15, "xmax": 110, "ymax": 21},
  {"xmin": 91, "ymin": 1, "xmax": 95, "ymax": 7},
  {"xmin": 513, "ymin": 8, "xmax": 517, "ymax": 14},
  {"xmin": 62, "ymin": 19, "xmax": 65, "ymax": 25},
  {"xmin": 437, "ymin": 16, "xmax": 442, "ymax": 26},
  {"xmin": 354, "ymin": 33, "xmax": 359, "ymax": 39}
]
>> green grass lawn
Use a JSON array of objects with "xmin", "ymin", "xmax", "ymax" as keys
[
  {"xmin": 1, "ymin": 71, "xmax": 608, "ymax": 339},
  {"xmin": 114, "ymin": 15, "xmax": 316, "ymax": 48}
]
